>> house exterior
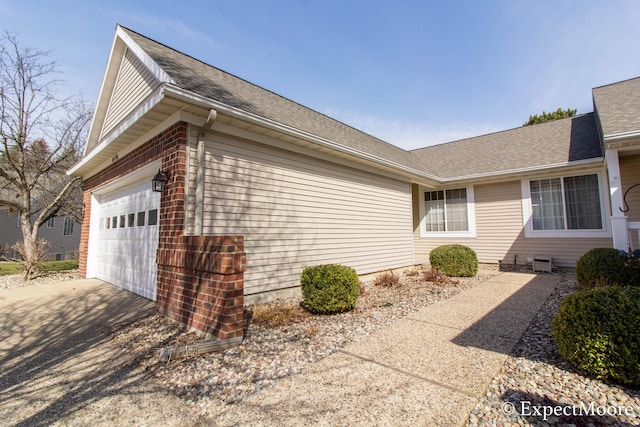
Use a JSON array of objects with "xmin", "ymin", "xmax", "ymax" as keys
[
  {"xmin": 69, "ymin": 25, "xmax": 640, "ymax": 341},
  {"xmin": 0, "ymin": 211, "xmax": 81, "ymax": 261}
]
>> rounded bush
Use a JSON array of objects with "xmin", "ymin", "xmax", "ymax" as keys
[
  {"xmin": 429, "ymin": 244, "xmax": 478, "ymax": 277},
  {"xmin": 552, "ymin": 286, "xmax": 640, "ymax": 388},
  {"xmin": 300, "ymin": 264, "xmax": 359, "ymax": 314},
  {"xmin": 576, "ymin": 248, "xmax": 630, "ymax": 289}
]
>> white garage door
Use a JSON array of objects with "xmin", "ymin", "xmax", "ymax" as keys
[{"xmin": 94, "ymin": 180, "xmax": 160, "ymax": 300}]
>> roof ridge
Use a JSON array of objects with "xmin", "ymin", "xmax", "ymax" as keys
[
  {"xmin": 592, "ymin": 75, "xmax": 640, "ymax": 91},
  {"xmin": 118, "ymin": 25, "xmax": 412, "ymax": 157}
]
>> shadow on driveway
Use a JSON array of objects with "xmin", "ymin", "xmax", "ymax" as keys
[{"xmin": 0, "ymin": 280, "xmax": 205, "ymax": 426}]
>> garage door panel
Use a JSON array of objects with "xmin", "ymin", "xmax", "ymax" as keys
[{"xmin": 94, "ymin": 181, "xmax": 159, "ymax": 301}]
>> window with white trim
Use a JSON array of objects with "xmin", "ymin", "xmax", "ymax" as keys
[
  {"xmin": 421, "ymin": 186, "xmax": 475, "ymax": 237},
  {"xmin": 522, "ymin": 172, "xmax": 610, "ymax": 238},
  {"xmin": 63, "ymin": 217, "xmax": 74, "ymax": 236},
  {"xmin": 530, "ymin": 174, "xmax": 602, "ymax": 230},
  {"xmin": 46, "ymin": 217, "xmax": 55, "ymax": 229}
]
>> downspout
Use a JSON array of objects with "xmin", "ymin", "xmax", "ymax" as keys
[{"xmin": 194, "ymin": 109, "xmax": 217, "ymax": 235}]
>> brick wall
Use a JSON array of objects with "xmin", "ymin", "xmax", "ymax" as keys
[
  {"xmin": 79, "ymin": 121, "xmax": 245, "ymax": 340},
  {"xmin": 156, "ymin": 235, "xmax": 246, "ymax": 339}
]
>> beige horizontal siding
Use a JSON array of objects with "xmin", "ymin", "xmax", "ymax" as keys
[
  {"xmin": 413, "ymin": 181, "xmax": 612, "ymax": 268},
  {"xmin": 621, "ymin": 154, "xmax": 640, "ymax": 250},
  {"xmin": 101, "ymin": 49, "xmax": 158, "ymax": 139},
  {"xmin": 194, "ymin": 131, "xmax": 414, "ymax": 296}
]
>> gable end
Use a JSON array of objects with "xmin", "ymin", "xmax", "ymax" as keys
[{"xmin": 100, "ymin": 48, "xmax": 161, "ymax": 139}]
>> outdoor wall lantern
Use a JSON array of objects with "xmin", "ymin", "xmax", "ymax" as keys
[{"xmin": 151, "ymin": 170, "xmax": 169, "ymax": 192}]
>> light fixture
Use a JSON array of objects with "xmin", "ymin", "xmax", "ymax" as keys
[{"xmin": 152, "ymin": 170, "xmax": 169, "ymax": 192}]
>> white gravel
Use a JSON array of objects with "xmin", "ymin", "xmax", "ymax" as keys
[
  {"xmin": 0, "ymin": 270, "xmax": 80, "ymax": 290},
  {"xmin": 110, "ymin": 266, "xmax": 493, "ymax": 418},
  {"xmin": 467, "ymin": 278, "xmax": 640, "ymax": 426}
]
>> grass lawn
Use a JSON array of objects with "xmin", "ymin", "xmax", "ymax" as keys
[{"xmin": 0, "ymin": 260, "xmax": 79, "ymax": 276}]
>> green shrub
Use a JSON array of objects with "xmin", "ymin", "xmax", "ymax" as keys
[
  {"xmin": 429, "ymin": 244, "xmax": 478, "ymax": 277},
  {"xmin": 576, "ymin": 248, "xmax": 635, "ymax": 289},
  {"xmin": 552, "ymin": 286, "xmax": 640, "ymax": 388},
  {"xmin": 300, "ymin": 264, "xmax": 359, "ymax": 314}
]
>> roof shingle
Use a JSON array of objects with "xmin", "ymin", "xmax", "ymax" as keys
[
  {"xmin": 593, "ymin": 77, "xmax": 640, "ymax": 138},
  {"xmin": 410, "ymin": 113, "xmax": 603, "ymax": 178},
  {"xmin": 118, "ymin": 26, "xmax": 606, "ymax": 181},
  {"xmin": 122, "ymin": 27, "xmax": 433, "ymax": 175}
]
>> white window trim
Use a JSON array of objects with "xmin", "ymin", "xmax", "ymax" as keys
[
  {"xmin": 46, "ymin": 217, "xmax": 55, "ymax": 229},
  {"xmin": 521, "ymin": 170, "xmax": 612, "ymax": 238},
  {"xmin": 419, "ymin": 185, "xmax": 476, "ymax": 238},
  {"xmin": 63, "ymin": 216, "xmax": 74, "ymax": 236}
]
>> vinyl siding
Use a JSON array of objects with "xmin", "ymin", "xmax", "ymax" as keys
[
  {"xmin": 188, "ymin": 130, "xmax": 414, "ymax": 296},
  {"xmin": 620, "ymin": 153, "xmax": 640, "ymax": 249},
  {"xmin": 413, "ymin": 181, "xmax": 612, "ymax": 268},
  {"xmin": 100, "ymin": 48, "xmax": 159, "ymax": 139},
  {"xmin": 0, "ymin": 211, "xmax": 80, "ymax": 259}
]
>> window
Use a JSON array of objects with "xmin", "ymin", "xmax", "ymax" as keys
[
  {"xmin": 137, "ymin": 211, "xmax": 146, "ymax": 226},
  {"xmin": 530, "ymin": 174, "xmax": 602, "ymax": 230},
  {"xmin": 119, "ymin": 215, "xmax": 125, "ymax": 228},
  {"xmin": 112, "ymin": 217, "xmax": 117, "ymax": 229},
  {"xmin": 147, "ymin": 209, "xmax": 158, "ymax": 226},
  {"xmin": 421, "ymin": 186, "xmax": 475, "ymax": 237},
  {"xmin": 47, "ymin": 217, "xmax": 55, "ymax": 229},
  {"xmin": 522, "ymin": 172, "xmax": 610, "ymax": 238},
  {"xmin": 49, "ymin": 253, "xmax": 62, "ymax": 261},
  {"xmin": 128, "ymin": 213, "xmax": 135, "ymax": 227},
  {"xmin": 63, "ymin": 217, "xmax": 74, "ymax": 236}
]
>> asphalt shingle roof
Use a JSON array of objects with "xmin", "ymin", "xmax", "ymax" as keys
[
  {"xmin": 120, "ymin": 27, "xmax": 606, "ymax": 181},
  {"xmin": 122, "ymin": 27, "xmax": 433, "ymax": 176},
  {"xmin": 410, "ymin": 113, "xmax": 603, "ymax": 178},
  {"xmin": 593, "ymin": 77, "xmax": 640, "ymax": 138}
]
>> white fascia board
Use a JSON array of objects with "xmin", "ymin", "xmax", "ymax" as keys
[
  {"xmin": 83, "ymin": 26, "xmax": 174, "ymax": 157},
  {"xmin": 83, "ymin": 30, "xmax": 127, "ymax": 156},
  {"xmin": 603, "ymin": 130, "xmax": 640, "ymax": 142},
  {"xmin": 163, "ymin": 84, "xmax": 441, "ymax": 184},
  {"xmin": 438, "ymin": 157, "xmax": 605, "ymax": 183},
  {"xmin": 68, "ymin": 87, "xmax": 165, "ymax": 176},
  {"xmin": 115, "ymin": 25, "xmax": 175, "ymax": 84}
]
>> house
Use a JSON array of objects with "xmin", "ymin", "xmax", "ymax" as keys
[
  {"xmin": 0, "ymin": 210, "xmax": 81, "ymax": 261},
  {"xmin": 68, "ymin": 25, "xmax": 640, "ymax": 341}
]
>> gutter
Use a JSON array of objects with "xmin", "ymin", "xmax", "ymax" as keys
[
  {"xmin": 70, "ymin": 82, "xmax": 607, "ymax": 186},
  {"xmin": 68, "ymin": 86, "xmax": 166, "ymax": 176},
  {"xmin": 437, "ymin": 157, "xmax": 605, "ymax": 183},
  {"xmin": 603, "ymin": 130, "xmax": 640, "ymax": 142},
  {"xmin": 162, "ymin": 84, "xmax": 442, "ymax": 184}
]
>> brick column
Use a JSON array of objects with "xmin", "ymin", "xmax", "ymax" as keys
[{"xmin": 156, "ymin": 236, "xmax": 246, "ymax": 339}]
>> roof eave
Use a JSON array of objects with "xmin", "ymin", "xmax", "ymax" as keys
[
  {"xmin": 602, "ymin": 130, "xmax": 640, "ymax": 150},
  {"xmin": 438, "ymin": 157, "xmax": 605, "ymax": 184},
  {"xmin": 68, "ymin": 86, "xmax": 166, "ymax": 177},
  {"xmin": 163, "ymin": 84, "xmax": 442, "ymax": 185}
]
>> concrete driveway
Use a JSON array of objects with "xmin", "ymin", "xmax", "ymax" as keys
[{"xmin": 0, "ymin": 279, "xmax": 208, "ymax": 426}]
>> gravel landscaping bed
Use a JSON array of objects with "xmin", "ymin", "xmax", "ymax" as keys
[
  {"xmin": 467, "ymin": 278, "xmax": 640, "ymax": 426},
  {"xmin": 0, "ymin": 270, "xmax": 80, "ymax": 290},
  {"xmin": 105, "ymin": 266, "xmax": 638, "ymax": 425},
  {"xmin": 110, "ymin": 265, "xmax": 494, "ymax": 417}
]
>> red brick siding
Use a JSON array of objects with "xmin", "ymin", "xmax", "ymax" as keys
[
  {"xmin": 78, "ymin": 122, "xmax": 245, "ymax": 340},
  {"xmin": 156, "ymin": 235, "xmax": 246, "ymax": 339}
]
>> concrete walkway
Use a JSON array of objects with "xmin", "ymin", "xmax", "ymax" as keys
[{"xmin": 215, "ymin": 272, "xmax": 562, "ymax": 426}]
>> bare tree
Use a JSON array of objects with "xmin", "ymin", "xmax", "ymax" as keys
[{"xmin": 0, "ymin": 32, "xmax": 91, "ymax": 279}]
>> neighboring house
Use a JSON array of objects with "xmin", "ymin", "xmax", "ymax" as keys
[
  {"xmin": 0, "ymin": 210, "xmax": 81, "ymax": 261},
  {"xmin": 68, "ymin": 25, "xmax": 640, "ymax": 340}
]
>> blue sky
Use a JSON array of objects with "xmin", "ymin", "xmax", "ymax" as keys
[{"xmin": 1, "ymin": 0, "xmax": 639, "ymax": 149}]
